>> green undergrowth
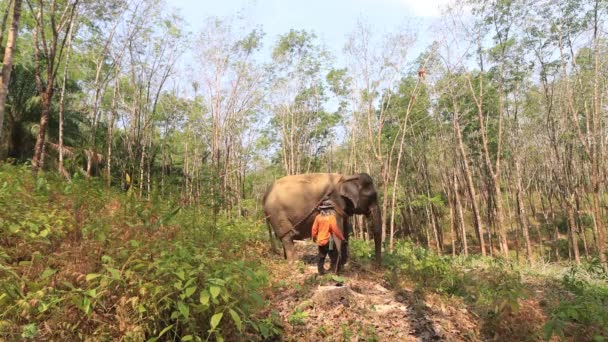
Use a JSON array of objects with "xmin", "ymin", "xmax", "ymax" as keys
[
  {"xmin": 350, "ymin": 239, "xmax": 608, "ymax": 340},
  {"xmin": 0, "ymin": 165, "xmax": 278, "ymax": 341},
  {"xmin": 351, "ymin": 240, "xmax": 524, "ymax": 313},
  {"xmin": 543, "ymin": 265, "xmax": 608, "ymax": 341}
]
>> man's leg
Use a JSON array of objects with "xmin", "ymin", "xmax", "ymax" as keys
[{"xmin": 317, "ymin": 245, "xmax": 328, "ymax": 274}]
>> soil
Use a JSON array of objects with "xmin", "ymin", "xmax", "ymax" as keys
[{"xmin": 263, "ymin": 241, "xmax": 483, "ymax": 342}]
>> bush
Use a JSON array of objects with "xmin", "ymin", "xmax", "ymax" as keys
[
  {"xmin": 544, "ymin": 266, "xmax": 608, "ymax": 340},
  {"xmin": 0, "ymin": 165, "xmax": 276, "ymax": 341},
  {"xmin": 350, "ymin": 239, "xmax": 524, "ymax": 317}
]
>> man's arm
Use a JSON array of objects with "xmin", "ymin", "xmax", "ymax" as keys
[{"xmin": 311, "ymin": 218, "xmax": 319, "ymax": 240}]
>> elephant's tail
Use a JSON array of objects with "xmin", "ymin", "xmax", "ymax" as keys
[{"xmin": 265, "ymin": 214, "xmax": 279, "ymax": 253}]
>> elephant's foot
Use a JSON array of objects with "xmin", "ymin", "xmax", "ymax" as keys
[{"xmin": 286, "ymin": 250, "xmax": 296, "ymax": 262}]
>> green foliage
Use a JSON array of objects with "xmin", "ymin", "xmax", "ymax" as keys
[
  {"xmin": 0, "ymin": 165, "xmax": 276, "ymax": 341},
  {"xmin": 544, "ymin": 266, "xmax": 608, "ymax": 340},
  {"xmin": 250, "ymin": 311, "xmax": 282, "ymax": 339},
  {"xmin": 288, "ymin": 308, "xmax": 308, "ymax": 326},
  {"xmin": 0, "ymin": 165, "xmax": 74, "ymax": 248},
  {"xmin": 350, "ymin": 240, "xmax": 524, "ymax": 318}
]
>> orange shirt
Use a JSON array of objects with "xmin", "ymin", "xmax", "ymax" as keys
[{"xmin": 311, "ymin": 214, "xmax": 345, "ymax": 246}]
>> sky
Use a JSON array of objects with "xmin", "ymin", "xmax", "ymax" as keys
[{"xmin": 168, "ymin": 0, "xmax": 452, "ymax": 65}]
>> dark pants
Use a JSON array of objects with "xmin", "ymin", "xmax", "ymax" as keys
[{"xmin": 317, "ymin": 244, "xmax": 338, "ymax": 274}]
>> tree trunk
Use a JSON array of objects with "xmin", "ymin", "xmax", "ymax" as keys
[
  {"xmin": 515, "ymin": 159, "xmax": 532, "ymax": 263},
  {"xmin": 466, "ymin": 70, "xmax": 508, "ymax": 257},
  {"xmin": 0, "ymin": 0, "xmax": 21, "ymax": 143},
  {"xmin": 454, "ymin": 112, "xmax": 486, "ymax": 255},
  {"xmin": 591, "ymin": 0, "xmax": 607, "ymax": 272},
  {"xmin": 57, "ymin": 18, "xmax": 74, "ymax": 179},
  {"xmin": 454, "ymin": 170, "xmax": 468, "ymax": 256},
  {"xmin": 0, "ymin": 0, "xmax": 14, "ymax": 50},
  {"xmin": 547, "ymin": 193, "xmax": 560, "ymax": 262},
  {"xmin": 146, "ymin": 138, "xmax": 152, "ymax": 199},
  {"xmin": 574, "ymin": 192, "xmax": 590, "ymax": 259},
  {"xmin": 509, "ymin": 194, "xmax": 520, "ymax": 263},
  {"xmin": 32, "ymin": 92, "xmax": 52, "ymax": 173},
  {"xmin": 424, "ymin": 205, "xmax": 432, "ymax": 250},
  {"xmin": 446, "ymin": 183, "xmax": 457, "ymax": 256},
  {"xmin": 484, "ymin": 183, "xmax": 495, "ymax": 256},
  {"xmin": 430, "ymin": 203, "xmax": 442, "ymax": 255},
  {"xmin": 107, "ymin": 77, "xmax": 118, "ymax": 186},
  {"xmin": 139, "ymin": 136, "xmax": 146, "ymax": 198},
  {"xmin": 566, "ymin": 202, "xmax": 581, "ymax": 264}
]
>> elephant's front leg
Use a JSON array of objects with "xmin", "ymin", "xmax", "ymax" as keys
[
  {"xmin": 342, "ymin": 218, "xmax": 351, "ymax": 265},
  {"xmin": 329, "ymin": 217, "xmax": 349, "ymax": 274}
]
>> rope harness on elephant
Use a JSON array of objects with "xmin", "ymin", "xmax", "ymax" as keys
[{"xmin": 275, "ymin": 192, "xmax": 347, "ymax": 241}]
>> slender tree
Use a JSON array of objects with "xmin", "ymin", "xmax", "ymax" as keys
[{"xmin": 0, "ymin": 0, "xmax": 21, "ymax": 142}]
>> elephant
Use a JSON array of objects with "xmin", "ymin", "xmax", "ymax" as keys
[{"xmin": 263, "ymin": 173, "xmax": 383, "ymax": 271}]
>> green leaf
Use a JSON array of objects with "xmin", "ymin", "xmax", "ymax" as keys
[
  {"xmin": 85, "ymin": 273, "xmax": 102, "ymax": 282},
  {"xmin": 157, "ymin": 324, "xmax": 174, "ymax": 338},
  {"xmin": 82, "ymin": 297, "xmax": 91, "ymax": 315},
  {"xmin": 210, "ymin": 286, "xmax": 221, "ymax": 299},
  {"xmin": 331, "ymin": 275, "xmax": 346, "ymax": 283},
  {"xmin": 40, "ymin": 268, "xmax": 56, "ymax": 280},
  {"xmin": 106, "ymin": 267, "xmax": 121, "ymax": 280},
  {"xmin": 210, "ymin": 312, "xmax": 223, "ymax": 330},
  {"xmin": 200, "ymin": 291, "xmax": 210, "ymax": 306},
  {"xmin": 229, "ymin": 309, "xmax": 242, "ymax": 331},
  {"xmin": 259, "ymin": 323, "xmax": 269, "ymax": 337},
  {"xmin": 175, "ymin": 270, "xmax": 185, "ymax": 281},
  {"xmin": 177, "ymin": 301, "xmax": 189, "ymax": 319},
  {"xmin": 39, "ymin": 229, "xmax": 50, "ymax": 237},
  {"xmin": 182, "ymin": 335, "xmax": 193, "ymax": 341},
  {"xmin": 85, "ymin": 288, "xmax": 97, "ymax": 298},
  {"xmin": 184, "ymin": 286, "xmax": 196, "ymax": 298},
  {"xmin": 8, "ymin": 224, "xmax": 19, "ymax": 233}
]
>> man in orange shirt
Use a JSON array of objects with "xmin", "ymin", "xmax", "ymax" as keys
[{"xmin": 312, "ymin": 200, "xmax": 345, "ymax": 275}]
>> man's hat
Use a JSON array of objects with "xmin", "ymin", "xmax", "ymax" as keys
[{"xmin": 318, "ymin": 200, "xmax": 333, "ymax": 209}]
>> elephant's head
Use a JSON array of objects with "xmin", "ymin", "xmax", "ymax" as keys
[{"xmin": 338, "ymin": 173, "xmax": 382, "ymax": 264}]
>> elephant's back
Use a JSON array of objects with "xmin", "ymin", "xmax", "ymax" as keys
[
  {"xmin": 273, "ymin": 173, "xmax": 341, "ymax": 187},
  {"xmin": 263, "ymin": 173, "xmax": 342, "ymax": 213}
]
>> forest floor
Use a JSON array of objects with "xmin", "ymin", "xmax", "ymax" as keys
[{"xmin": 259, "ymin": 241, "xmax": 582, "ymax": 342}]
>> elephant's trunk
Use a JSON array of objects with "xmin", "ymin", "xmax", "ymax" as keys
[{"xmin": 369, "ymin": 203, "xmax": 382, "ymax": 265}]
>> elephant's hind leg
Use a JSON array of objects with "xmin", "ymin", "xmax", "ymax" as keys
[{"xmin": 269, "ymin": 213, "xmax": 297, "ymax": 261}]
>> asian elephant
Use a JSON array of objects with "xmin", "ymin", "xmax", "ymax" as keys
[{"xmin": 263, "ymin": 173, "xmax": 383, "ymax": 270}]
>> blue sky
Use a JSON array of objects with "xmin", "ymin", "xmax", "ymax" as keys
[{"xmin": 169, "ymin": 0, "xmax": 450, "ymax": 64}]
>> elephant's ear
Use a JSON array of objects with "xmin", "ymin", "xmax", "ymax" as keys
[{"xmin": 339, "ymin": 176, "xmax": 360, "ymax": 207}]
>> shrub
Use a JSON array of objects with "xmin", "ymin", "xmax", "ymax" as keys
[
  {"xmin": 350, "ymin": 239, "xmax": 524, "ymax": 317},
  {"xmin": 544, "ymin": 266, "xmax": 608, "ymax": 340},
  {"xmin": 0, "ymin": 165, "xmax": 276, "ymax": 341}
]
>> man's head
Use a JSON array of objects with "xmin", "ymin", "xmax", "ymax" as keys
[{"xmin": 318, "ymin": 200, "xmax": 333, "ymax": 216}]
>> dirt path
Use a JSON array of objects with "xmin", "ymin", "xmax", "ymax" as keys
[{"xmin": 263, "ymin": 241, "xmax": 480, "ymax": 341}]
